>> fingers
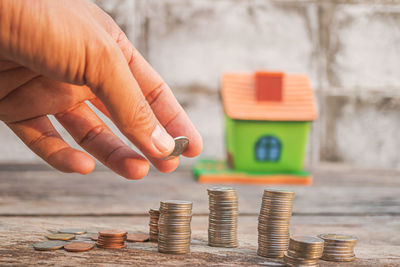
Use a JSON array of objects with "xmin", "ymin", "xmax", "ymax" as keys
[
  {"xmin": 141, "ymin": 81, "xmax": 203, "ymax": 158},
  {"xmin": 0, "ymin": 66, "xmax": 39, "ymax": 99},
  {"xmin": 6, "ymin": 116, "xmax": 95, "ymax": 174},
  {"xmin": 0, "ymin": 60, "xmax": 24, "ymax": 71},
  {"xmin": 84, "ymin": 35, "xmax": 175, "ymax": 160},
  {"xmin": 87, "ymin": 7, "xmax": 203, "ymax": 158},
  {"xmin": 89, "ymin": 98, "xmax": 178, "ymax": 173},
  {"xmin": 0, "ymin": 76, "xmax": 94, "ymax": 122},
  {"xmin": 115, "ymin": 33, "xmax": 202, "ymax": 157},
  {"xmin": 89, "ymin": 97, "xmax": 111, "ymax": 118},
  {"xmin": 55, "ymin": 102, "xmax": 149, "ymax": 179}
]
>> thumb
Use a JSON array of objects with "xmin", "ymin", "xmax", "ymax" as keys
[{"xmin": 85, "ymin": 39, "xmax": 175, "ymax": 158}]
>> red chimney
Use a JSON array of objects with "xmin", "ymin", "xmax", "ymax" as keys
[{"xmin": 255, "ymin": 71, "xmax": 284, "ymax": 102}]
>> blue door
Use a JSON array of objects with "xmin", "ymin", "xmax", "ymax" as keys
[{"xmin": 255, "ymin": 136, "xmax": 281, "ymax": 162}]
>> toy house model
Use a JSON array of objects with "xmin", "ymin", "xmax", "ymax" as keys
[{"xmin": 194, "ymin": 71, "xmax": 317, "ymax": 185}]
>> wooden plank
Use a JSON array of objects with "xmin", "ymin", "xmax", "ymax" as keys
[
  {"xmin": 0, "ymin": 166, "xmax": 399, "ymax": 215},
  {"xmin": 0, "ymin": 215, "xmax": 398, "ymax": 266}
]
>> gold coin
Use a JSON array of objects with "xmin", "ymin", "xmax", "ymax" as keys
[
  {"xmin": 46, "ymin": 233, "xmax": 75, "ymax": 241},
  {"xmin": 58, "ymin": 228, "xmax": 86, "ymax": 235},
  {"xmin": 319, "ymin": 233, "xmax": 357, "ymax": 243}
]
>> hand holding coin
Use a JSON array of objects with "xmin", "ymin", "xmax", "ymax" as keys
[
  {"xmin": 0, "ymin": 0, "xmax": 203, "ymax": 180},
  {"xmin": 164, "ymin": 137, "xmax": 190, "ymax": 160}
]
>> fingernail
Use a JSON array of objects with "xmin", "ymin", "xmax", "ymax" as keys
[{"xmin": 151, "ymin": 125, "xmax": 175, "ymax": 154}]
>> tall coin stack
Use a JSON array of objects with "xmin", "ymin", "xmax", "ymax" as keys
[
  {"xmin": 319, "ymin": 234, "xmax": 357, "ymax": 262},
  {"xmin": 158, "ymin": 200, "xmax": 193, "ymax": 254},
  {"xmin": 149, "ymin": 208, "xmax": 160, "ymax": 242},
  {"xmin": 257, "ymin": 189, "xmax": 295, "ymax": 258},
  {"xmin": 96, "ymin": 230, "xmax": 127, "ymax": 249},
  {"xmin": 207, "ymin": 187, "xmax": 238, "ymax": 248},
  {"xmin": 284, "ymin": 236, "xmax": 324, "ymax": 266}
]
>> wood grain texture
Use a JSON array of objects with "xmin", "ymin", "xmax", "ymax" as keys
[
  {"xmin": 0, "ymin": 166, "xmax": 399, "ymax": 215},
  {"xmin": 0, "ymin": 216, "xmax": 398, "ymax": 266},
  {"xmin": 0, "ymin": 166, "xmax": 399, "ymax": 265}
]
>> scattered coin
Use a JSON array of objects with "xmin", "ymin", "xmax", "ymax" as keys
[
  {"xmin": 127, "ymin": 233, "xmax": 150, "ymax": 242},
  {"xmin": 257, "ymin": 189, "xmax": 295, "ymax": 258},
  {"xmin": 164, "ymin": 136, "xmax": 189, "ymax": 160},
  {"xmin": 33, "ymin": 241, "xmax": 67, "ymax": 251},
  {"xmin": 319, "ymin": 233, "xmax": 357, "ymax": 262},
  {"xmin": 208, "ymin": 187, "xmax": 238, "ymax": 248},
  {"xmin": 58, "ymin": 228, "xmax": 86, "ymax": 235},
  {"xmin": 158, "ymin": 200, "xmax": 193, "ymax": 254},
  {"xmin": 64, "ymin": 242, "xmax": 94, "ymax": 252},
  {"xmin": 149, "ymin": 208, "xmax": 160, "ymax": 242},
  {"xmin": 46, "ymin": 233, "xmax": 75, "ymax": 241}
]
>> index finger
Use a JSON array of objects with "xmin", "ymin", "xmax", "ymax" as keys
[
  {"xmin": 125, "ymin": 47, "xmax": 203, "ymax": 158},
  {"xmin": 87, "ymin": 4, "xmax": 202, "ymax": 158}
]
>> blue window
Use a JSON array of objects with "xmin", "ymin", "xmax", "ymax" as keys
[{"xmin": 255, "ymin": 136, "xmax": 281, "ymax": 162}]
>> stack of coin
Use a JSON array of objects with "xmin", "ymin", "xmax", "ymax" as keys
[
  {"xmin": 284, "ymin": 236, "xmax": 324, "ymax": 266},
  {"xmin": 319, "ymin": 234, "xmax": 357, "ymax": 262},
  {"xmin": 149, "ymin": 208, "xmax": 160, "ymax": 242},
  {"xmin": 96, "ymin": 230, "xmax": 127, "ymax": 249},
  {"xmin": 158, "ymin": 200, "xmax": 193, "ymax": 254},
  {"xmin": 207, "ymin": 187, "xmax": 238, "ymax": 248},
  {"xmin": 257, "ymin": 189, "xmax": 295, "ymax": 258}
]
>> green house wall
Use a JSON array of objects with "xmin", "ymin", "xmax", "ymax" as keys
[{"xmin": 225, "ymin": 116, "xmax": 311, "ymax": 172}]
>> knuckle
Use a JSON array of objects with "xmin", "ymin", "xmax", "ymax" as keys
[
  {"xmin": 146, "ymin": 82, "xmax": 165, "ymax": 106},
  {"xmin": 93, "ymin": 35, "xmax": 118, "ymax": 56},
  {"xmin": 79, "ymin": 125, "xmax": 106, "ymax": 146},
  {"xmin": 0, "ymin": 108, "xmax": 7, "ymax": 122},
  {"xmin": 27, "ymin": 130, "xmax": 59, "ymax": 149},
  {"xmin": 104, "ymin": 145, "xmax": 125, "ymax": 166},
  {"xmin": 85, "ymin": 37, "xmax": 120, "ymax": 91},
  {"xmin": 123, "ymin": 99, "xmax": 153, "ymax": 136},
  {"xmin": 114, "ymin": 31, "xmax": 137, "ymax": 65},
  {"xmin": 127, "ymin": 45, "xmax": 138, "ymax": 66}
]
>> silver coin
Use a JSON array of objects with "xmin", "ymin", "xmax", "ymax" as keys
[
  {"xmin": 33, "ymin": 240, "xmax": 67, "ymax": 251},
  {"xmin": 164, "ymin": 136, "xmax": 189, "ymax": 160}
]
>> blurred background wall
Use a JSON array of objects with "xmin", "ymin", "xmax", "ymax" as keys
[{"xmin": 1, "ymin": 0, "xmax": 399, "ymax": 170}]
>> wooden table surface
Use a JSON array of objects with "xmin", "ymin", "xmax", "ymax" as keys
[{"xmin": 0, "ymin": 164, "xmax": 399, "ymax": 266}]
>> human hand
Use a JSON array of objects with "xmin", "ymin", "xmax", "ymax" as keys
[{"xmin": 0, "ymin": 0, "xmax": 203, "ymax": 179}]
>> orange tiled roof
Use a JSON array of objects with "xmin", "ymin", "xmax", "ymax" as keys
[{"xmin": 221, "ymin": 72, "xmax": 317, "ymax": 121}]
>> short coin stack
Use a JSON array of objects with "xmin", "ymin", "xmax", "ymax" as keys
[
  {"xmin": 319, "ymin": 234, "xmax": 357, "ymax": 262},
  {"xmin": 207, "ymin": 187, "xmax": 238, "ymax": 248},
  {"xmin": 257, "ymin": 189, "xmax": 295, "ymax": 258},
  {"xmin": 96, "ymin": 230, "xmax": 127, "ymax": 249},
  {"xmin": 158, "ymin": 200, "xmax": 193, "ymax": 254},
  {"xmin": 284, "ymin": 236, "xmax": 324, "ymax": 266},
  {"xmin": 149, "ymin": 208, "xmax": 160, "ymax": 242}
]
